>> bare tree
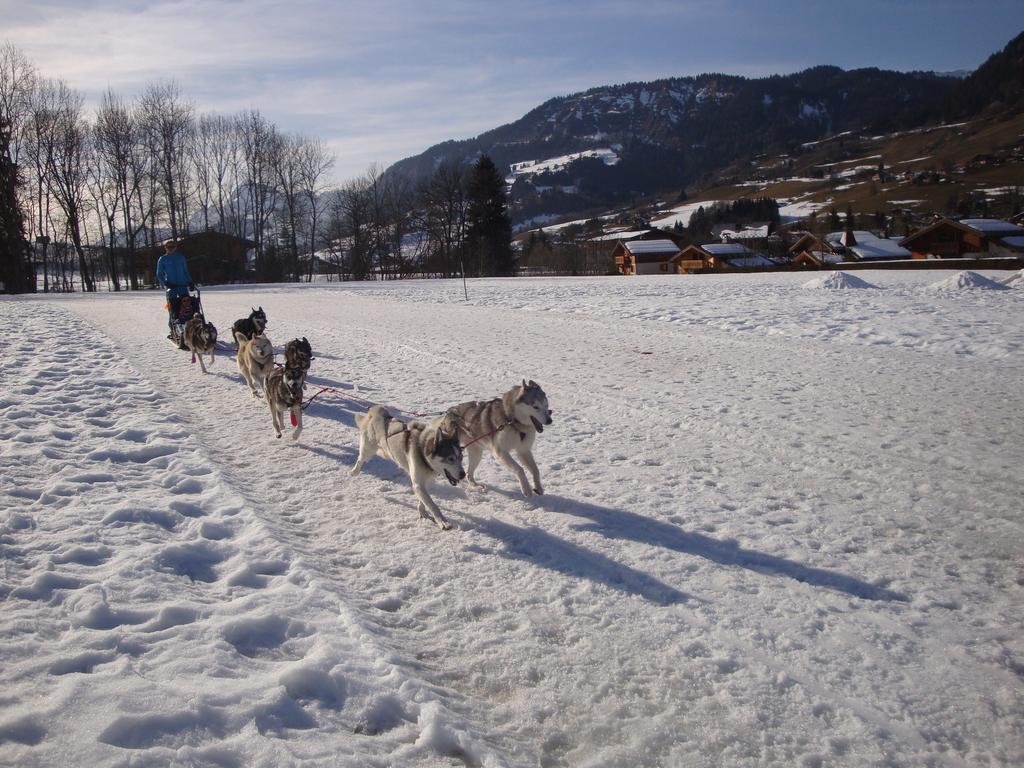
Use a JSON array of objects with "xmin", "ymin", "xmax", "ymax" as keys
[
  {"xmin": 45, "ymin": 81, "xmax": 95, "ymax": 291},
  {"xmin": 138, "ymin": 82, "xmax": 194, "ymax": 238},
  {"xmin": 87, "ymin": 124, "xmax": 122, "ymax": 290},
  {"xmin": 385, "ymin": 170, "xmax": 419, "ymax": 278},
  {"xmin": 95, "ymin": 89, "xmax": 152, "ymax": 288},
  {"xmin": 418, "ymin": 160, "xmax": 466, "ymax": 277},
  {"xmin": 238, "ymin": 110, "xmax": 281, "ymax": 277},
  {"xmin": 271, "ymin": 131, "xmax": 307, "ymax": 280},
  {"xmin": 0, "ymin": 42, "xmax": 36, "ymax": 165},
  {"xmin": 326, "ymin": 175, "xmax": 376, "ymax": 280},
  {"xmin": 296, "ymin": 136, "xmax": 334, "ymax": 281}
]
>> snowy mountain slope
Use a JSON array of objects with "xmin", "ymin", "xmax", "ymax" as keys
[
  {"xmin": 387, "ymin": 67, "xmax": 956, "ymax": 223},
  {"xmin": 2, "ymin": 272, "xmax": 1022, "ymax": 767}
]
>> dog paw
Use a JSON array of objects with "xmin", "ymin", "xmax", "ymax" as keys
[
  {"xmin": 533, "ymin": 487, "xmax": 544, "ymax": 495},
  {"xmin": 439, "ymin": 521, "xmax": 452, "ymax": 531}
]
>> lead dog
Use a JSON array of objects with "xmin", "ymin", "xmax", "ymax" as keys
[
  {"xmin": 235, "ymin": 331, "xmax": 274, "ymax": 398},
  {"xmin": 266, "ymin": 364, "xmax": 306, "ymax": 440},
  {"xmin": 446, "ymin": 380, "xmax": 552, "ymax": 497},
  {"xmin": 182, "ymin": 314, "xmax": 218, "ymax": 374},
  {"xmin": 231, "ymin": 307, "xmax": 268, "ymax": 347},
  {"xmin": 350, "ymin": 406, "xmax": 466, "ymax": 530}
]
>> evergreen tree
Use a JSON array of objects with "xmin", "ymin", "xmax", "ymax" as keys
[
  {"xmin": 0, "ymin": 118, "xmax": 32, "ymax": 293},
  {"xmin": 464, "ymin": 155, "xmax": 514, "ymax": 277}
]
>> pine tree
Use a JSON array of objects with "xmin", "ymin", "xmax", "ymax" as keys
[
  {"xmin": 0, "ymin": 118, "xmax": 32, "ymax": 293},
  {"xmin": 464, "ymin": 155, "xmax": 514, "ymax": 277}
]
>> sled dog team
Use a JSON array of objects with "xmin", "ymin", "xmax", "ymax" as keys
[{"xmin": 177, "ymin": 306, "xmax": 553, "ymax": 530}]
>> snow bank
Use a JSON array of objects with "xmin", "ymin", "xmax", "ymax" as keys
[
  {"xmin": 803, "ymin": 271, "xmax": 877, "ymax": 290},
  {"xmin": 928, "ymin": 270, "xmax": 1011, "ymax": 291}
]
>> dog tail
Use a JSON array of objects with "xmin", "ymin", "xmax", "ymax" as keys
[
  {"xmin": 233, "ymin": 331, "xmax": 247, "ymax": 347},
  {"xmin": 354, "ymin": 412, "xmax": 367, "ymax": 429}
]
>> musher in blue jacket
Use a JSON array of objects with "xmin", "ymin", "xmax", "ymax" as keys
[{"xmin": 156, "ymin": 239, "xmax": 195, "ymax": 342}]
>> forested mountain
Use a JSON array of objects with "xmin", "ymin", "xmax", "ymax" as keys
[
  {"xmin": 387, "ymin": 33, "xmax": 1024, "ymax": 224},
  {"xmin": 934, "ymin": 30, "xmax": 1024, "ymax": 120}
]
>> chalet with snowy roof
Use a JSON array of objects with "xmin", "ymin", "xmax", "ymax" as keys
[
  {"xmin": 613, "ymin": 239, "xmax": 683, "ymax": 275},
  {"xmin": 899, "ymin": 218, "xmax": 1024, "ymax": 259},
  {"xmin": 825, "ymin": 230, "xmax": 911, "ymax": 261},
  {"xmin": 788, "ymin": 233, "xmax": 843, "ymax": 267},
  {"xmin": 716, "ymin": 222, "xmax": 774, "ymax": 247},
  {"xmin": 594, "ymin": 226, "xmax": 689, "ymax": 246},
  {"xmin": 674, "ymin": 243, "xmax": 776, "ymax": 273}
]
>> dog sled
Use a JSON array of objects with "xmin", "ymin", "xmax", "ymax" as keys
[{"xmin": 167, "ymin": 287, "xmax": 204, "ymax": 350}]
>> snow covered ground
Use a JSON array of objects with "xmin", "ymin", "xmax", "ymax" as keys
[{"xmin": 2, "ymin": 271, "xmax": 1022, "ymax": 767}]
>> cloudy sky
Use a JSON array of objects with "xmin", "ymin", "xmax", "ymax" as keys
[{"xmin": 5, "ymin": 0, "xmax": 1023, "ymax": 182}]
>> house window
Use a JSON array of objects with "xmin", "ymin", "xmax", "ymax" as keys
[{"xmin": 660, "ymin": 263, "xmax": 668, "ymax": 272}]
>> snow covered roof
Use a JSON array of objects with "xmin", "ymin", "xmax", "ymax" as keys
[
  {"xmin": 825, "ymin": 230, "xmax": 879, "ymax": 246},
  {"xmin": 814, "ymin": 250, "xmax": 845, "ymax": 264},
  {"xmin": 722, "ymin": 254, "xmax": 776, "ymax": 267},
  {"xmin": 701, "ymin": 243, "xmax": 752, "ymax": 255},
  {"xmin": 719, "ymin": 225, "xmax": 770, "ymax": 239},
  {"xmin": 623, "ymin": 239, "xmax": 680, "ymax": 255},
  {"xmin": 959, "ymin": 218, "xmax": 1024, "ymax": 235},
  {"xmin": 849, "ymin": 239, "xmax": 911, "ymax": 260},
  {"xmin": 591, "ymin": 229, "xmax": 652, "ymax": 242}
]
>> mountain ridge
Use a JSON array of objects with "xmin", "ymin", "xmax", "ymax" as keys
[{"xmin": 385, "ymin": 31, "xmax": 1023, "ymax": 225}]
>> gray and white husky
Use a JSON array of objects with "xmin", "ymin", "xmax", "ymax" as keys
[
  {"xmin": 235, "ymin": 331, "xmax": 274, "ymax": 398},
  {"xmin": 266, "ymin": 365, "xmax": 306, "ymax": 440},
  {"xmin": 446, "ymin": 380, "xmax": 552, "ymax": 497},
  {"xmin": 182, "ymin": 314, "xmax": 217, "ymax": 374},
  {"xmin": 350, "ymin": 406, "xmax": 466, "ymax": 530}
]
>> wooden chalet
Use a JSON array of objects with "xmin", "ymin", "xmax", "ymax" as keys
[
  {"xmin": 899, "ymin": 218, "xmax": 1024, "ymax": 259},
  {"xmin": 145, "ymin": 230, "xmax": 257, "ymax": 285},
  {"xmin": 613, "ymin": 239, "xmax": 682, "ymax": 275},
  {"xmin": 675, "ymin": 243, "xmax": 776, "ymax": 273},
  {"xmin": 788, "ymin": 233, "xmax": 843, "ymax": 267}
]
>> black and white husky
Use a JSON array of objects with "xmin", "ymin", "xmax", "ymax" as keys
[
  {"xmin": 446, "ymin": 380, "xmax": 552, "ymax": 497},
  {"xmin": 231, "ymin": 307, "xmax": 268, "ymax": 346},
  {"xmin": 350, "ymin": 406, "xmax": 466, "ymax": 530},
  {"xmin": 284, "ymin": 337, "xmax": 313, "ymax": 372}
]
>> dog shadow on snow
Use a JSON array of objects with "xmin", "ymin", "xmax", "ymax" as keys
[
  {"xmin": 461, "ymin": 510, "xmax": 695, "ymax": 606},
  {"xmin": 468, "ymin": 491, "xmax": 908, "ymax": 604}
]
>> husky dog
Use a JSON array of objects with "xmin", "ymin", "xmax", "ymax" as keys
[
  {"xmin": 231, "ymin": 307, "xmax": 268, "ymax": 346},
  {"xmin": 266, "ymin": 364, "xmax": 306, "ymax": 440},
  {"xmin": 284, "ymin": 337, "xmax": 313, "ymax": 372},
  {"xmin": 350, "ymin": 406, "xmax": 466, "ymax": 530},
  {"xmin": 182, "ymin": 314, "xmax": 218, "ymax": 374},
  {"xmin": 235, "ymin": 331, "xmax": 275, "ymax": 398},
  {"xmin": 447, "ymin": 380, "xmax": 552, "ymax": 497}
]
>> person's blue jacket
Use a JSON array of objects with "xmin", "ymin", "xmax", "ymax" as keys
[{"xmin": 156, "ymin": 250, "xmax": 193, "ymax": 293}]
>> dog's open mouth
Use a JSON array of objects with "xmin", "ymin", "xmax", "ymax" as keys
[
  {"xmin": 444, "ymin": 470, "xmax": 459, "ymax": 486},
  {"xmin": 530, "ymin": 415, "xmax": 545, "ymax": 433}
]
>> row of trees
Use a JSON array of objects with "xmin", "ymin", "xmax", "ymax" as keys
[{"xmin": 0, "ymin": 42, "xmax": 516, "ymax": 293}]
